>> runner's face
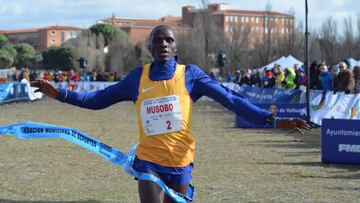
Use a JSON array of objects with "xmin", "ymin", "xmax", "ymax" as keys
[{"xmin": 149, "ymin": 28, "xmax": 177, "ymax": 63}]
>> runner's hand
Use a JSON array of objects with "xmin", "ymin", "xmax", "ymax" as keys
[
  {"xmin": 276, "ymin": 118, "xmax": 310, "ymax": 135},
  {"xmin": 30, "ymin": 79, "xmax": 60, "ymax": 99}
]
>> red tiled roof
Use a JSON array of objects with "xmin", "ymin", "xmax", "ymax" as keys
[
  {"xmin": 213, "ymin": 10, "xmax": 292, "ymax": 17},
  {"xmin": 0, "ymin": 25, "xmax": 82, "ymax": 35},
  {"xmin": 0, "ymin": 29, "xmax": 38, "ymax": 34},
  {"xmin": 39, "ymin": 25, "xmax": 82, "ymax": 30},
  {"xmin": 102, "ymin": 16, "xmax": 183, "ymax": 29}
]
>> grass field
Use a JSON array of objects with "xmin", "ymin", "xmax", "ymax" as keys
[{"xmin": 1, "ymin": 98, "xmax": 360, "ymax": 203}]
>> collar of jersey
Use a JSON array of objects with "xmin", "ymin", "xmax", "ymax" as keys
[{"xmin": 150, "ymin": 57, "xmax": 177, "ymax": 81}]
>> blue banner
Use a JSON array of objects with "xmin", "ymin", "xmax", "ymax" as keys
[
  {"xmin": 0, "ymin": 82, "xmax": 28, "ymax": 104},
  {"xmin": 236, "ymin": 103, "xmax": 307, "ymax": 128},
  {"xmin": 322, "ymin": 118, "xmax": 360, "ymax": 165},
  {"xmin": 235, "ymin": 85, "xmax": 302, "ymax": 104},
  {"xmin": 0, "ymin": 122, "xmax": 194, "ymax": 203}
]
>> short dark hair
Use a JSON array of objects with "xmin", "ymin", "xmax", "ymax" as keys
[{"xmin": 148, "ymin": 25, "xmax": 175, "ymax": 45}]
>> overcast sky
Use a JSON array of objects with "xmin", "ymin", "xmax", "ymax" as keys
[{"xmin": 0, "ymin": 0, "xmax": 359, "ymax": 31}]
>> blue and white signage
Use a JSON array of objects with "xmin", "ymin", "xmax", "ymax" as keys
[
  {"xmin": 236, "ymin": 103, "xmax": 307, "ymax": 128},
  {"xmin": 322, "ymin": 118, "xmax": 360, "ymax": 164}
]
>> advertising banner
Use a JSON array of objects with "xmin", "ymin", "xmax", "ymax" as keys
[
  {"xmin": 322, "ymin": 118, "xmax": 360, "ymax": 164},
  {"xmin": 236, "ymin": 103, "xmax": 307, "ymax": 128},
  {"xmin": 52, "ymin": 82, "xmax": 117, "ymax": 92},
  {"xmin": 0, "ymin": 82, "xmax": 28, "ymax": 104}
]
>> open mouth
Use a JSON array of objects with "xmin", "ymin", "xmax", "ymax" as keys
[{"xmin": 158, "ymin": 51, "xmax": 169, "ymax": 56}]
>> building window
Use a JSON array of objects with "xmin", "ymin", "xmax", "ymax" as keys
[
  {"xmin": 281, "ymin": 28, "xmax": 284, "ymax": 33},
  {"xmin": 256, "ymin": 27, "xmax": 259, "ymax": 32},
  {"xmin": 286, "ymin": 28, "xmax": 289, "ymax": 33},
  {"xmin": 241, "ymin": 16, "xmax": 244, "ymax": 23},
  {"xmin": 225, "ymin": 16, "xmax": 229, "ymax": 22},
  {"xmin": 265, "ymin": 28, "xmax": 268, "ymax": 33},
  {"xmin": 51, "ymin": 30, "xmax": 56, "ymax": 35},
  {"xmin": 225, "ymin": 26, "xmax": 229, "ymax": 32},
  {"xmin": 275, "ymin": 18, "xmax": 278, "ymax": 22},
  {"xmin": 245, "ymin": 17, "xmax": 249, "ymax": 23},
  {"xmin": 256, "ymin": 17, "xmax": 259, "ymax": 23},
  {"xmin": 51, "ymin": 39, "xmax": 56, "ymax": 44},
  {"xmin": 234, "ymin": 16, "xmax": 238, "ymax": 22}
]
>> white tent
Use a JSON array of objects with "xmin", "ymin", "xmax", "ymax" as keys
[
  {"xmin": 347, "ymin": 58, "xmax": 360, "ymax": 68},
  {"xmin": 260, "ymin": 56, "xmax": 286, "ymax": 72},
  {"xmin": 281, "ymin": 55, "xmax": 304, "ymax": 69},
  {"xmin": 260, "ymin": 55, "xmax": 303, "ymax": 72}
]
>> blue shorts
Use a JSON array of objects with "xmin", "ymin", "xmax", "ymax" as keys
[{"xmin": 132, "ymin": 156, "xmax": 193, "ymax": 185}]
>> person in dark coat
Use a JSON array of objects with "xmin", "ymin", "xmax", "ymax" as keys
[{"xmin": 334, "ymin": 61, "xmax": 354, "ymax": 94}]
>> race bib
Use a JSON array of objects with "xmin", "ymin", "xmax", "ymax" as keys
[{"xmin": 141, "ymin": 95, "xmax": 183, "ymax": 136}]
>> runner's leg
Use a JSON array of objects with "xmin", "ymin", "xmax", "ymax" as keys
[
  {"xmin": 138, "ymin": 171, "xmax": 164, "ymax": 203},
  {"xmin": 163, "ymin": 182, "xmax": 189, "ymax": 203}
]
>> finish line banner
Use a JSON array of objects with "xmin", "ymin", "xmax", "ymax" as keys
[
  {"xmin": 0, "ymin": 122, "xmax": 193, "ymax": 203},
  {"xmin": 322, "ymin": 118, "xmax": 360, "ymax": 165},
  {"xmin": 236, "ymin": 103, "xmax": 307, "ymax": 128}
]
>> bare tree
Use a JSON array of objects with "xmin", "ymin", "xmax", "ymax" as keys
[
  {"xmin": 107, "ymin": 30, "xmax": 137, "ymax": 75},
  {"xmin": 75, "ymin": 30, "xmax": 98, "ymax": 71},
  {"xmin": 342, "ymin": 16, "xmax": 355, "ymax": 59},
  {"xmin": 316, "ymin": 17, "xmax": 340, "ymax": 64},
  {"xmin": 177, "ymin": 0, "xmax": 224, "ymax": 74},
  {"xmin": 225, "ymin": 22, "xmax": 251, "ymax": 72},
  {"xmin": 355, "ymin": 13, "xmax": 360, "ymax": 59},
  {"xmin": 95, "ymin": 34, "xmax": 106, "ymax": 72}
]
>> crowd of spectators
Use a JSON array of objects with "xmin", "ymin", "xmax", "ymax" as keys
[
  {"xmin": 12, "ymin": 69, "xmax": 121, "ymax": 83},
  {"xmin": 229, "ymin": 60, "xmax": 360, "ymax": 94},
  {"xmin": 6, "ymin": 59, "xmax": 360, "ymax": 95}
]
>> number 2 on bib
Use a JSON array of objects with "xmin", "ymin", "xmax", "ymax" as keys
[{"xmin": 166, "ymin": 120, "xmax": 172, "ymax": 130}]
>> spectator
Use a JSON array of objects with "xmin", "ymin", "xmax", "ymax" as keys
[
  {"xmin": 295, "ymin": 67, "xmax": 307, "ymax": 89},
  {"xmin": 30, "ymin": 69, "xmax": 38, "ymax": 82},
  {"xmin": 20, "ymin": 67, "xmax": 30, "ymax": 82},
  {"xmin": 55, "ymin": 71, "xmax": 64, "ymax": 83},
  {"xmin": 353, "ymin": 66, "xmax": 360, "ymax": 94},
  {"xmin": 232, "ymin": 70, "xmax": 241, "ymax": 84},
  {"xmin": 334, "ymin": 61, "xmax": 354, "ymax": 94},
  {"xmin": 96, "ymin": 72, "xmax": 105, "ymax": 81},
  {"xmin": 272, "ymin": 64, "xmax": 285, "ymax": 88},
  {"xmin": 293, "ymin": 64, "xmax": 300, "ymax": 72},
  {"xmin": 251, "ymin": 70, "xmax": 263, "ymax": 88},
  {"xmin": 43, "ymin": 70, "xmax": 51, "ymax": 81},
  {"xmin": 263, "ymin": 69, "xmax": 276, "ymax": 88},
  {"xmin": 107, "ymin": 73, "xmax": 115, "ymax": 82},
  {"xmin": 309, "ymin": 61, "xmax": 321, "ymax": 90},
  {"xmin": 67, "ymin": 69, "xmax": 80, "ymax": 90},
  {"xmin": 319, "ymin": 64, "xmax": 333, "ymax": 93},
  {"xmin": 240, "ymin": 69, "xmax": 252, "ymax": 86},
  {"xmin": 283, "ymin": 68, "xmax": 296, "ymax": 89}
]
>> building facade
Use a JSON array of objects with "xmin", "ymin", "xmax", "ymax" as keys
[
  {"xmin": 182, "ymin": 3, "xmax": 294, "ymax": 40},
  {"xmin": 97, "ymin": 14, "xmax": 186, "ymax": 44},
  {"xmin": 0, "ymin": 26, "xmax": 82, "ymax": 52},
  {"xmin": 99, "ymin": 3, "xmax": 294, "ymax": 44}
]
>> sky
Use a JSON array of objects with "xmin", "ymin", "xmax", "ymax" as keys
[{"xmin": 0, "ymin": 0, "xmax": 359, "ymax": 31}]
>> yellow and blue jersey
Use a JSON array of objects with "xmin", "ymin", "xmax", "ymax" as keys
[{"xmin": 58, "ymin": 57, "xmax": 272, "ymax": 167}]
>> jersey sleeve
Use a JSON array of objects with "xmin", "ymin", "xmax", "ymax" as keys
[
  {"xmin": 188, "ymin": 65, "xmax": 272, "ymax": 125},
  {"xmin": 57, "ymin": 67, "xmax": 142, "ymax": 110}
]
